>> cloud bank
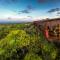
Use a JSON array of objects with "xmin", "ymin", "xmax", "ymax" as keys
[{"xmin": 48, "ymin": 8, "xmax": 60, "ymax": 13}]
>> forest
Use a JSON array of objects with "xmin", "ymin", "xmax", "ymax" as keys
[{"xmin": 0, "ymin": 22, "xmax": 60, "ymax": 60}]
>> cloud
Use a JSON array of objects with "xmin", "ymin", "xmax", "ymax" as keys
[
  {"xmin": 47, "ymin": 8, "xmax": 60, "ymax": 17},
  {"xmin": 27, "ymin": 16, "xmax": 32, "ymax": 18},
  {"xmin": 27, "ymin": 5, "xmax": 34, "ymax": 10},
  {"xmin": 57, "ymin": 12, "xmax": 60, "ymax": 14},
  {"xmin": 17, "ymin": 5, "xmax": 35, "ymax": 14},
  {"xmin": 48, "ymin": 8, "xmax": 60, "ymax": 13},
  {"xmin": 18, "ymin": 9, "xmax": 30, "ymax": 14}
]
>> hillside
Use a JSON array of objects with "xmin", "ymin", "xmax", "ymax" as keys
[{"xmin": 0, "ymin": 22, "xmax": 59, "ymax": 60}]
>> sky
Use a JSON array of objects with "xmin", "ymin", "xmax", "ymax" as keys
[{"xmin": 0, "ymin": 0, "xmax": 60, "ymax": 22}]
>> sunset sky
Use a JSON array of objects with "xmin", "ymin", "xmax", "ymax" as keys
[{"xmin": 0, "ymin": 0, "xmax": 60, "ymax": 22}]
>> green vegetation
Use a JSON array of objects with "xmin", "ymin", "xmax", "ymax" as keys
[{"xmin": 0, "ymin": 23, "xmax": 59, "ymax": 60}]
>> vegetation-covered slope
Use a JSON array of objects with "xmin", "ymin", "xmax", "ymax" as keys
[{"xmin": 0, "ymin": 23, "xmax": 59, "ymax": 60}]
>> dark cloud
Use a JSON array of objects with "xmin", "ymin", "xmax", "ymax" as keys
[
  {"xmin": 48, "ymin": 8, "xmax": 60, "ymax": 16},
  {"xmin": 18, "ymin": 5, "xmax": 35, "ymax": 14},
  {"xmin": 48, "ymin": 8, "xmax": 60, "ymax": 13},
  {"xmin": 18, "ymin": 9, "xmax": 30, "ymax": 14}
]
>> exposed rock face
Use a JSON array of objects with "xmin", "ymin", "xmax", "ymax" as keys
[{"xmin": 33, "ymin": 18, "xmax": 60, "ymax": 42}]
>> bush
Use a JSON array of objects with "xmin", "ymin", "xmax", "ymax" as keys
[{"xmin": 24, "ymin": 53, "xmax": 42, "ymax": 60}]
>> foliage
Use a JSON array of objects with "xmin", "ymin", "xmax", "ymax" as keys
[
  {"xmin": 0, "ymin": 23, "xmax": 59, "ymax": 60},
  {"xmin": 0, "ymin": 30, "xmax": 30, "ymax": 59},
  {"xmin": 24, "ymin": 53, "xmax": 42, "ymax": 60}
]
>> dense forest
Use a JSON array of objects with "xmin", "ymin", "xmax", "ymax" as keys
[{"xmin": 0, "ymin": 22, "xmax": 60, "ymax": 60}]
